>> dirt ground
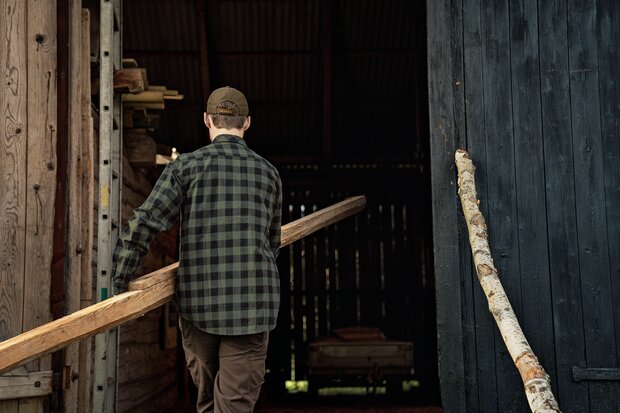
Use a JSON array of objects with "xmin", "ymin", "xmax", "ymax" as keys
[
  {"xmin": 254, "ymin": 396, "xmax": 442, "ymax": 413},
  {"xmin": 255, "ymin": 406, "xmax": 442, "ymax": 413}
]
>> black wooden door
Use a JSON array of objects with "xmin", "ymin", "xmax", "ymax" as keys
[{"xmin": 429, "ymin": 0, "xmax": 620, "ymax": 411}]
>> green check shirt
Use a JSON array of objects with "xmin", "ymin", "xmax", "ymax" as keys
[{"xmin": 112, "ymin": 134, "xmax": 282, "ymax": 335}]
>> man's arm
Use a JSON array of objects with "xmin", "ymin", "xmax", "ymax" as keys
[
  {"xmin": 268, "ymin": 174, "xmax": 283, "ymax": 258},
  {"xmin": 112, "ymin": 161, "xmax": 184, "ymax": 294}
]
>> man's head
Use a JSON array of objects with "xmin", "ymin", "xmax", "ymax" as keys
[{"xmin": 204, "ymin": 86, "xmax": 251, "ymax": 140}]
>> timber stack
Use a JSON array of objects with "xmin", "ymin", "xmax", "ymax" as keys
[{"xmin": 115, "ymin": 58, "xmax": 184, "ymax": 167}]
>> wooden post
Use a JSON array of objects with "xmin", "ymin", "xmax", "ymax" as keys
[
  {"xmin": 455, "ymin": 149, "xmax": 560, "ymax": 413},
  {"xmin": 78, "ymin": 8, "xmax": 94, "ymax": 413},
  {"xmin": 0, "ymin": 196, "xmax": 367, "ymax": 374},
  {"xmin": 0, "ymin": 1, "xmax": 29, "ymax": 411},
  {"xmin": 64, "ymin": 1, "xmax": 83, "ymax": 410}
]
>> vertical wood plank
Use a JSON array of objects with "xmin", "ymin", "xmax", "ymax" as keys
[
  {"xmin": 427, "ymin": 0, "xmax": 467, "ymax": 409},
  {"xmin": 64, "ymin": 0, "xmax": 83, "ymax": 410},
  {"xmin": 0, "ymin": 400, "xmax": 19, "ymax": 413},
  {"xmin": 358, "ymin": 204, "xmax": 380, "ymax": 328},
  {"xmin": 23, "ymin": 0, "xmax": 57, "ymax": 376},
  {"xmin": 480, "ymin": 0, "xmax": 525, "ymax": 410},
  {"xmin": 381, "ymin": 202, "xmax": 398, "ymax": 338},
  {"xmin": 596, "ymin": 0, "xmax": 620, "ymax": 378},
  {"xmin": 1, "ymin": 1, "xmax": 28, "ymax": 410},
  {"xmin": 315, "ymin": 226, "xmax": 328, "ymax": 338},
  {"xmin": 538, "ymin": 0, "xmax": 589, "ymax": 410},
  {"xmin": 0, "ymin": 0, "xmax": 28, "ymax": 348},
  {"xmin": 16, "ymin": 397, "xmax": 43, "ymax": 413},
  {"xmin": 568, "ymin": 0, "xmax": 618, "ymax": 410},
  {"xmin": 78, "ymin": 8, "xmax": 93, "ymax": 411},
  {"xmin": 461, "ymin": 0, "xmax": 485, "ymax": 409},
  {"xmin": 508, "ymin": 0, "xmax": 558, "ymax": 396}
]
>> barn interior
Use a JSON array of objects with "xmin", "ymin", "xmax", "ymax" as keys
[
  {"xmin": 114, "ymin": 0, "xmax": 438, "ymax": 411},
  {"xmin": 0, "ymin": 0, "xmax": 438, "ymax": 411}
]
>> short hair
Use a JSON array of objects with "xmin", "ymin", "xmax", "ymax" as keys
[{"xmin": 209, "ymin": 100, "xmax": 246, "ymax": 129}]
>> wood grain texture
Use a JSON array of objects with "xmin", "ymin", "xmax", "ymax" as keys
[
  {"xmin": 78, "ymin": 9, "xmax": 93, "ymax": 411},
  {"xmin": 0, "ymin": 196, "xmax": 366, "ymax": 375},
  {"xmin": 596, "ymin": 0, "xmax": 620, "ymax": 386},
  {"xmin": 0, "ymin": 370, "xmax": 52, "ymax": 400},
  {"xmin": 23, "ymin": 0, "xmax": 57, "ymax": 374},
  {"xmin": 480, "ymin": 0, "xmax": 525, "ymax": 410},
  {"xmin": 538, "ymin": 1, "xmax": 589, "ymax": 410},
  {"xmin": 461, "ymin": 0, "xmax": 489, "ymax": 409},
  {"xmin": 568, "ymin": 0, "xmax": 619, "ymax": 410},
  {"xmin": 0, "ymin": 277, "xmax": 175, "ymax": 374},
  {"xmin": 0, "ymin": 0, "xmax": 28, "ymax": 348},
  {"xmin": 508, "ymin": 0, "xmax": 557, "ymax": 396},
  {"xmin": 456, "ymin": 149, "xmax": 560, "ymax": 413},
  {"xmin": 427, "ymin": 0, "xmax": 468, "ymax": 410},
  {"xmin": 63, "ymin": 1, "xmax": 83, "ymax": 410}
]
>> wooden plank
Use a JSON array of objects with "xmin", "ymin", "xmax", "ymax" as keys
[
  {"xmin": 121, "ymin": 90, "xmax": 164, "ymax": 103},
  {"xmin": 480, "ymin": 0, "xmax": 526, "ymax": 410},
  {"xmin": 0, "ymin": 0, "xmax": 28, "ymax": 353},
  {"xmin": 0, "ymin": 278, "xmax": 175, "ymax": 375},
  {"xmin": 280, "ymin": 195, "xmax": 366, "ymax": 246},
  {"xmin": 597, "ymin": 0, "xmax": 620, "ymax": 379},
  {"xmin": 0, "ymin": 371, "xmax": 52, "ymax": 400},
  {"xmin": 113, "ymin": 68, "xmax": 147, "ymax": 93},
  {"xmin": 508, "ymin": 0, "xmax": 557, "ymax": 397},
  {"xmin": 0, "ymin": 196, "xmax": 367, "ymax": 374},
  {"xmin": 123, "ymin": 131, "xmax": 157, "ymax": 167},
  {"xmin": 380, "ymin": 202, "xmax": 397, "ymax": 337},
  {"xmin": 0, "ymin": 401, "xmax": 19, "ymax": 413},
  {"xmin": 357, "ymin": 205, "xmax": 379, "ymax": 328},
  {"xmin": 567, "ymin": 0, "xmax": 618, "ymax": 409},
  {"xmin": 427, "ymin": 0, "xmax": 467, "ymax": 408},
  {"xmin": 538, "ymin": 0, "xmax": 588, "ymax": 409},
  {"xmin": 24, "ymin": 0, "xmax": 57, "ymax": 376},
  {"xmin": 64, "ymin": 1, "xmax": 83, "ymax": 411},
  {"xmin": 462, "ymin": 0, "xmax": 490, "ymax": 407}
]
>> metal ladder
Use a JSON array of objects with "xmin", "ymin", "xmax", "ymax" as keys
[{"xmin": 94, "ymin": 0, "xmax": 122, "ymax": 411}]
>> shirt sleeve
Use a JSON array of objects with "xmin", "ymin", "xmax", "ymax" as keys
[
  {"xmin": 268, "ymin": 173, "xmax": 283, "ymax": 258},
  {"xmin": 112, "ymin": 161, "xmax": 184, "ymax": 294}
]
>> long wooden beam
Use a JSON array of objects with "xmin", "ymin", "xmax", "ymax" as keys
[{"xmin": 0, "ymin": 196, "xmax": 366, "ymax": 374}]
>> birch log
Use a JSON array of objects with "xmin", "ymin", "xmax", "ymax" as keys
[{"xmin": 455, "ymin": 149, "xmax": 561, "ymax": 413}]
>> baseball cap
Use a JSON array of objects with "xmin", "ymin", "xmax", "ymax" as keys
[{"xmin": 206, "ymin": 86, "xmax": 249, "ymax": 116}]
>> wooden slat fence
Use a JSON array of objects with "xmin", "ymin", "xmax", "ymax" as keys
[{"xmin": 267, "ymin": 167, "xmax": 437, "ymax": 400}]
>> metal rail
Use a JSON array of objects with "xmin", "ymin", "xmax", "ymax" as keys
[{"xmin": 94, "ymin": 0, "xmax": 122, "ymax": 411}]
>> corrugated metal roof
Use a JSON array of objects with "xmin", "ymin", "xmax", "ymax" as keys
[{"xmin": 123, "ymin": 0, "xmax": 427, "ymax": 162}]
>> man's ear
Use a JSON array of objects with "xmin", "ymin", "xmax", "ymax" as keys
[
  {"xmin": 204, "ymin": 112, "xmax": 211, "ymax": 128},
  {"xmin": 243, "ymin": 116, "xmax": 251, "ymax": 131}
]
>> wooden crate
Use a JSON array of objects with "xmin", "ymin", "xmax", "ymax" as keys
[{"xmin": 308, "ymin": 340, "xmax": 414, "ymax": 377}]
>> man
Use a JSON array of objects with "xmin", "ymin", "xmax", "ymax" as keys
[{"xmin": 112, "ymin": 86, "xmax": 282, "ymax": 413}]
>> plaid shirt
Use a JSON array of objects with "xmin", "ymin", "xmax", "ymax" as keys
[{"xmin": 113, "ymin": 134, "xmax": 282, "ymax": 335}]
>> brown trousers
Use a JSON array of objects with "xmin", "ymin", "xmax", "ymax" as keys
[{"xmin": 179, "ymin": 317, "xmax": 269, "ymax": 413}]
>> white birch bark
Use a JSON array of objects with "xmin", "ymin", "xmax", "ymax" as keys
[{"xmin": 455, "ymin": 149, "xmax": 561, "ymax": 413}]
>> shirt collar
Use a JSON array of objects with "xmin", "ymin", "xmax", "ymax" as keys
[{"xmin": 212, "ymin": 134, "xmax": 248, "ymax": 147}]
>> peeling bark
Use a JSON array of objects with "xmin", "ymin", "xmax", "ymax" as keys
[{"xmin": 455, "ymin": 149, "xmax": 561, "ymax": 413}]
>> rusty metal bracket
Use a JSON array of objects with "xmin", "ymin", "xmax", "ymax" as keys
[{"xmin": 572, "ymin": 366, "xmax": 620, "ymax": 382}]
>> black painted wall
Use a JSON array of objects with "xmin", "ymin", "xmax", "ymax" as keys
[{"xmin": 429, "ymin": 0, "xmax": 620, "ymax": 411}]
